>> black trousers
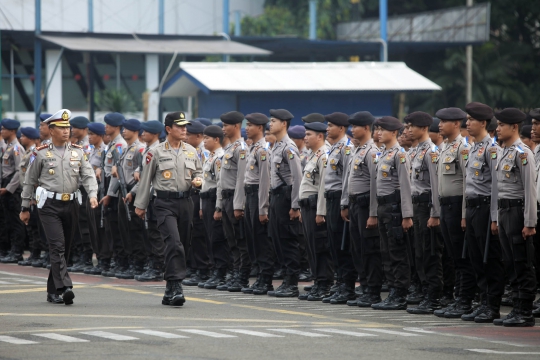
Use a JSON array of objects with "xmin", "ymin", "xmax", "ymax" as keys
[
  {"xmin": 154, "ymin": 197, "xmax": 192, "ymax": 281},
  {"xmin": 38, "ymin": 198, "xmax": 79, "ymax": 294},
  {"xmin": 73, "ymin": 187, "xmax": 92, "ymax": 255},
  {"xmin": 498, "ymin": 205, "xmax": 537, "ymax": 302},
  {"xmin": 0, "ymin": 183, "xmax": 25, "ymax": 254},
  {"xmin": 28, "ymin": 205, "xmax": 44, "ymax": 252},
  {"xmin": 104, "ymin": 177, "xmax": 125, "ymax": 263},
  {"xmin": 441, "ymin": 245, "xmax": 456, "ymax": 296},
  {"xmin": 465, "ymin": 202, "xmax": 505, "ymax": 302},
  {"xmin": 222, "ymin": 193, "xmax": 251, "ymax": 272},
  {"xmin": 143, "ymin": 197, "xmax": 165, "ymax": 267},
  {"xmin": 535, "ymin": 210, "xmax": 540, "ymax": 290},
  {"xmin": 118, "ymin": 193, "xmax": 146, "ymax": 265},
  {"xmin": 300, "ymin": 200, "xmax": 333, "ymax": 283},
  {"xmin": 268, "ymin": 188, "xmax": 300, "ymax": 277},
  {"xmin": 350, "ymin": 199, "xmax": 383, "ymax": 292},
  {"xmin": 412, "ymin": 202, "xmax": 443, "ymax": 298},
  {"xmin": 87, "ymin": 196, "xmax": 112, "ymax": 260},
  {"xmin": 378, "ymin": 202, "xmax": 410, "ymax": 291},
  {"xmin": 201, "ymin": 193, "xmax": 230, "ymax": 270},
  {"xmin": 325, "ymin": 191, "xmax": 357, "ymax": 284},
  {"xmin": 440, "ymin": 199, "xmax": 476, "ymax": 300},
  {"xmin": 189, "ymin": 192, "xmax": 210, "ymax": 271}
]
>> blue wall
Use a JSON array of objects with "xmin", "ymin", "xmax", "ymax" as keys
[{"xmin": 197, "ymin": 91, "xmax": 393, "ymax": 125}]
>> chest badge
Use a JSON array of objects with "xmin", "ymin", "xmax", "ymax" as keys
[
  {"xmin": 71, "ymin": 151, "xmax": 78, "ymax": 158},
  {"xmin": 163, "ymin": 170, "xmax": 172, "ymax": 179},
  {"xmin": 505, "ymin": 173, "xmax": 510, "ymax": 178},
  {"xmin": 445, "ymin": 165, "xmax": 451, "ymax": 170},
  {"xmin": 473, "ymin": 162, "xmax": 479, "ymax": 167},
  {"xmin": 306, "ymin": 173, "xmax": 311, "ymax": 178},
  {"xmin": 475, "ymin": 170, "xmax": 479, "ymax": 176},
  {"xmin": 48, "ymin": 169, "xmax": 55, "ymax": 175},
  {"xmin": 503, "ymin": 164, "xmax": 510, "ymax": 171},
  {"xmin": 382, "ymin": 172, "xmax": 388, "ymax": 178},
  {"xmin": 46, "ymin": 151, "xmax": 53, "ymax": 158}
]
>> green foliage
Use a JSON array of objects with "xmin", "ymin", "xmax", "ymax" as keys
[{"xmin": 95, "ymin": 88, "xmax": 138, "ymax": 113}]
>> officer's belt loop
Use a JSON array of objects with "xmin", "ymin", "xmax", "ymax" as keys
[
  {"xmin": 377, "ymin": 190, "xmax": 401, "ymax": 205},
  {"xmin": 412, "ymin": 192, "xmax": 431, "ymax": 204},
  {"xmin": 155, "ymin": 190, "xmax": 191, "ymax": 199},
  {"xmin": 324, "ymin": 190, "xmax": 342, "ymax": 199},
  {"xmin": 221, "ymin": 189, "xmax": 235, "ymax": 199},
  {"xmin": 244, "ymin": 184, "xmax": 259, "ymax": 195},
  {"xmin": 497, "ymin": 198, "xmax": 524, "ymax": 209},
  {"xmin": 439, "ymin": 195, "xmax": 463, "ymax": 206},
  {"xmin": 465, "ymin": 196, "xmax": 490, "ymax": 208},
  {"xmin": 200, "ymin": 188, "xmax": 217, "ymax": 200}
]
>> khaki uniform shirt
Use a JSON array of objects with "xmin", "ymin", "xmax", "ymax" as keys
[
  {"xmin": 325, "ymin": 136, "xmax": 354, "ymax": 200},
  {"xmin": 217, "ymin": 139, "xmax": 248, "ymax": 211},
  {"xmin": 133, "ymin": 140, "xmax": 202, "ymax": 210},
  {"xmin": 201, "ymin": 147, "xmax": 224, "ymax": 208},
  {"xmin": 21, "ymin": 143, "xmax": 98, "ymax": 207},
  {"xmin": 108, "ymin": 140, "xmax": 144, "ymax": 197},
  {"xmin": 410, "ymin": 139, "xmax": 440, "ymax": 218},
  {"xmin": 103, "ymin": 134, "xmax": 127, "ymax": 177},
  {"xmin": 243, "ymin": 138, "xmax": 270, "ymax": 216},
  {"xmin": 88, "ymin": 143, "xmax": 106, "ymax": 171},
  {"xmin": 299, "ymin": 145, "xmax": 328, "ymax": 216},
  {"xmin": 2, "ymin": 139, "xmax": 24, "ymax": 193},
  {"xmin": 534, "ymin": 144, "xmax": 540, "ymax": 202},
  {"xmin": 437, "ymin": 135, "xmax": 467, "ymax": 218},
  {"xmin": 19, "ymin": 145, "xmax": 35, "ymax": 186},
  {"xmin": 270, "ymin": 135, "xmax": 302, "ymax": 209}
]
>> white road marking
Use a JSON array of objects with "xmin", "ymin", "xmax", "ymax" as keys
[
  {"xmin": 129, "ymin": 330, "xmax": 188, "ymax": 339},
  {"xmin": 178, "ymin": 329, "xmax": 236, "ymax": 338},
  {"xmin": 357, "ymin": 328, "xmax": 422, "ymax": 337},
  {"xmin": 467, "ymin": 349, "xmax": 540, "ymax": 355},
  {"xmin": 402, "ymin": 327, "xmax": 437, "ymax": 334},
  {"xmin": 80, "ymin": 331, "xmax": 138, "ymax": 341},
  {"xmin": 0, "ymin": 335, "xmax": 39, "ymax": 344},
  {"xmin": 0, "ymin": 281, "xmax": 14, "ymax": 284},
  {"xmin": 267, "ymin": 329, "xmax": 330, "ymax": 337},
  {"xmin": 33, "ymin": 333, "xmax": 89, "ymax": 342},
  {"xmin": 222, "ymin": 329, "xmax": 284, "ymax": 337},
  {"xmin": 313, "ymin": 329, "xmax": 377, "ymax": 337}
]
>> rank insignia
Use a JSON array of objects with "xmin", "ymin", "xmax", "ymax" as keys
[
  {"xmin": 165, "ymin": 142, "xmax": 170, "ymax": 150},
  {"xmin": 163, "ymin": 170, "xmax": 172, "ymax": 179},
  {"xmin": 46, "ymin": 151, "xmax": 53, "ymax": 158},
  {"xmin": 473, "ymin": 162, "xmax": 479, "ymax": 167},
  {"xmin": 188, "ymin": 151, "xmax": 195, "ymax": 158},
  {"xmin": 216, "ymin": 159, "xmax": 221, "ymax": 171}
]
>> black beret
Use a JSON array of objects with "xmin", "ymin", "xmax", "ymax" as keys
[
  {"xmin": 324, "ymin": 112, "xmax": 350, "ymax": 127},
  {"xmin": 195, "ymin": 118, "xmax": 212, "ymax": 126},
  {"xmin": 404, "ymin": 111, "xmax": 433, "ymax": 127},
  {"xmin": 186, "ymin": 120, "xmax": 206, "ymax": 134},
  {"xmin": 487, "ymin": 117, "xmax": 498, "ymax": 131},
  {"xmin": 348, "ymin": 111, "xmax": 375, "ymax": 126},
  {"xmin": 203, "ymin": 125, "xmax": 224, "ymax": 139},
  {"xmin": 376, "ymin": 116, "xmax": 403, "ymax": 131},
  {"xmin": 20, "ymin": 127, "xmax": 40, "ymax": 139},
  {"xmin": 435, "ymin": 107, "xmax": 467, "ymax": 121},
  {"xmin": 429, "ymin": 118, "xmax": 440, "ymax": 133},
  {"xmin": 529, "ymin": 108, "xmax": 540, "ymax": 121},
  {"xmin": 141, "ymin": 120, "xmax": 164, "ymax": 135},
  {"xmin": 270, "ymin": 109, "xmax": 294, "ymax": 121},
  {"xmin": 1, "ymin": 119, "xmax": 20, "ymax": 130},
  {"xmin": 123, "ymin": 119, "xmax": 141, "ymax": 132},
  {"xmin": 461, "ymin": 119, "xmax": 468, "ymax": 128},
  {"xmin": 301, "ymin": 113, "xmax": 325, "ymax": 123},
  {"xmin": 39, "ymin": 113, "xmax": 52, "ymax": 122},
  {"xmin": 495, "ymin": 108, "xmax": 526, "ymax": 124},
  {"xmin": 216, "ymin": 122, "xmax": 223, "ymax": 128},
  {"xmin": 465, "ymin": 102, "xmax": 493, "ymax": 120},
  {"xmin": 245, "ymin": 113, "xmax": 269, "ymax": 125},
  {"xmin": 88, "ymin": 122, "xmax": 106, "ymax": 135},
  {"xmin": 305, "ymin": 122, "xmax": 328, "ymax": 133},
  {"xmin": 164, "ymin": 112, "xmax": 188, "ymax": 127},
  {"xmin": 70, "ymin": 116, "xmax": 90, "ymax": 129},
  {"xmin": 288, "ymin": 125, "xmax": 306, "ymax": 139},
  {"xmin": 520, "ymin": 125, "xmax": 532, "ymax": 139},
  {"xmin": 159, "ymin": 130, "xmax": 167, "ymax": 139},
  {"xmin": 265, "ymin": 123, "xmax": 270, "ymax": 131},
  {"xmin": 104, "ymin": 112, "xmax": 125, "ymax": 127},
  {"xmin": 220, "ymin": 111, "xmax": 244, "ymax": 124}
]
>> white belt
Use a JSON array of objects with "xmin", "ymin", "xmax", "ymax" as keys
[{"xmin": 45, "ymin": 191, "xmax": 76, "ymax": 201}]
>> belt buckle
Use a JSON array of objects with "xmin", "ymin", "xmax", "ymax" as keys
[{"xmin": 61, "ymin": 193, "xmax": 70, "ymax": 201}]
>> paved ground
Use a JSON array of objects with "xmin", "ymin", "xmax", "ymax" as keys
[{"xmin": 1, "ymin": 261, "xmax": 539, "ymax": 360}]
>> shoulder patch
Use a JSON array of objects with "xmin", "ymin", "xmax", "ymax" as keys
[
  {"xmin": 489, "ymin": 147, "xmax": 498, "ymax": 159},
  {"xmin": 260, "ymin": 150, "xmax": 267, "ymax": 161},
  {"xmin": 344, "ymin": 146, "xmax": 351, "ymax": 155},
  {"xmin": 398, "ymin": 152, "xmax": 406, "ymax": 164},
  {"xmin": 146, "ymin": 152, "xmax": 153, "ymax": 164},
  {"xmin": 520, "ymin": 153, "xmax": 528, "ymax": 165},
  {"xmin": 460, "ymin": 149, "xmax": 469, "ymax": 160},
  {"xmin": 36, "ymin": 144, "xmax": 48, "ymax": 151}
]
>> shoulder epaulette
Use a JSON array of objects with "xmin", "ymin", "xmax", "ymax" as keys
[
  {"xmin": 71, "ymin": 143, "xmax": 83, "ymax": 149},
  {"xmin": 36, "ymin": 144, "xmax": 48, "ymax": 151}
]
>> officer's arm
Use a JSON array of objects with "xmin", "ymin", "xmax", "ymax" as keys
[
  {"xmin": 216, "ymin": 160, "xmax": 223, "ymax": 210},
  {"xmin": 289, "ymin": 148, "xmax": 302, "ymax": 209},
  {"xmin": 459, "ymin": 146, "xmax": 467, "ymax": 218},
  {"xmin": 133, "ymin": 152, "xmax": 156, "ymax": 210},
  {"xmin": 427, "ymin": 150, "xmax": 440, "ymax": 218},
  {"xmin": 21, "ymin": 153, "xmax": 41, "ymax": 208},
  {"xmin": 489, "ymin": 146, "xmax": 499, "ymax": 222},
  {"xmin": 80, "ymin": 150, "xmax": 98, "ymax": 198},
  {"xmin": 258, "ymin": 149, "xmax": 271, "ymax": 216},
  {"xmin": 397, "ymin": 154, "xmax": 414, "ymax": 218},
  {"xmin": 130, "ymin": 151, "xmax": 142, "ymax": 196},
  {"xmin": 193, "ymin": 152, "xmax": 203, "ymax": 179},
  {"xmin": 368, "ymin": 149, "xmax": 378, "ymax": 217},
  {"xmin": 316, "ymin": 155, "xmax": 327, "ymax": 216},
  {"xmin": 233, "ymin": 147, "xmax": 247, "ymax": 211},
  {"xmin": 6, "ymin": 147, "xmax": 23, "ymax": 193},
  {"xmin": 519, "ymin": 150, "xmax": 537, "ymax": 227},
  {"xmin": 340, "ymin": 147, "xmax": 353, "ymax": 206}
]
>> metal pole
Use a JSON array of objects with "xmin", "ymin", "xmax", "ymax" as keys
[
  {"xmin": 37, "ymin": 48, "xmax": 64, "ymax": 112},
  {"xmin": 10, "ymin": 47, "xmax": 14, "ymax": 113},
  {"xmin": 379, "ymin": 0, "xmax": 388, "ymax": 62},
  {"xmin": 0, "ymin": 30, "xmax": 2, "ymax": 117},
  {"xmin": 88, "ymin": 0, "xmax": 93, "ymax": 32},
  {"xmin": 89, "ymin": 53, "xmax": 95, "ymax": 122},
  {"xmin": 116, "ymin": 54, "xmax": 120, "ymax": 90},
  {"xmin": 309, "ymin": 0, "xmax": 317, "ymax": 40},
  {"xmin": 159, "ymin": 0, "xmax": 164, "ymax": 34},
  {"xmin": 234, "ymin": 10, "xmax": 241, "ymax": 36},
  {"xmin": 222, "ymin": 0, "xmax": 229, "ymax": 62},
  {"xmin": 34, "ymin": 0, "xmax": 42, "ymax": 127},
  {"xmin": 466, "ymin": 0, "xmax": 473, "ymax": 103}
]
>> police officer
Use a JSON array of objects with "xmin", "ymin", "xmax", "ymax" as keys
[
  {"xmin": 289, "ymin": 125, "xmax": 309, "ymax": 167},
  {"xmin": 17, "ymin": 127, "xmax": 44, "ymax": 266},
  {"xmin": 530, "ymin": 109, "xmax": 540, "ymax": 317},
  {"xmin": 183, "ymin": 120, "xmax": 211, "ymax": 286},
  {"xmin": 215, "ymin": 111, "xmax": 250, "ymax": 292},
  {"xmin": 371, "ymin": 116, "xmax": 414, "ymax": 311},
  {"xmin": 134, "ymin": 111, "xmax": 203, "ymax": 307},
  {"xmin": 38, "ymin": 113, "xmax": 53, "ymax": 145},
  {"xmin": 84, "ymin": 122, "xmax": 113, "ymax": 276},
  {"xmin": 302, "ymin": 113, "xmax": 332, "ymax": 148},
  {"xmin": 198, "ymin": 125, "xmax": 230, "ymax": 289},
  {"xmin": 134, "ymin": 120, "xmax": 166, "ymax": 282},
  {"xmin": 242, "ymin": 113, "xmax": 275, "ymax": 295},
  {"xmin": 20, "ymin": 109, "xmax": 98, "ymax": 305},
  {"xmin": 342, "ymin": 112, "xmax": 383, "ymax": 307},
  {"xmin": 267, "ymin": 109, "xmax": 302, "ymax": 297},
  {"xmin": 109, "ymin": 119, "xmax": 146, "ymax": 279},
  {"xmin": 0, "ymin": 119, "xmax": 25, "ymax": 263},
  {"xmin": 494, "ymin": 108, "xmax": 537, "ymax": 327},
  {"xmin": 433, "ymin": 107, "xmax": 477, "ymax": 319},
  {"xmin": 98, "ymin": 113, "xmax": 128, "ymax": 277}
]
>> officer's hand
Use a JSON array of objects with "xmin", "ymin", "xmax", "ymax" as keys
[
  {"xmin": 491, "ymin": 221, "xmax": 499, "ymax": 236},
  {"xmin": 234, "ymin": 210, "xmax": 244, "ymax": 220},
  {"xmin": 135, "ymin": 207, "xmax": 146, "ymax": 220},
  {"xmin": 19, "ymin": 211, "xmax": 30, "ymax": 225},
  {"xmin": 461, "ymin": 218, "xmax": 466, "ymax": 231},
  {"xmin": 366, "ymin": 216, "xmax": 378, "ymax": 229},
  {"xmin": 191, "ymin": 177, "xmax": 203, "ymax": 188},
  {"xmin": 95, "ymin": 168, "xmax": 102, "ymax": 182},
  {"xmin": 111, "ymin": 166, "xmax": 118, "ymax": 178},
  {"xmin": 0, "ymin": 188, "xmax": 7, "ymax": 196},
  {"xmin": 90, "ymin": 197, "xmax": 98, "ymax": 209},
  {"xmin": 134, "ymin": 172, "xmax": 140, "ymax": 182},
  {"xmin": 341, "ymin": 209, "xmax": 349, "ymax": 222},
  {"xmin": 259, "ymin": 214, "xmax": 269, "ymax": 224},
  {"xmin": 214, "ymin": 211, "xmax": 222, "ymax": 221},
  {"xmin": 199, "ymin": 209, "xmax": 203, "ymax": 219},
  {"xmin": 427, "ymin": 217, "xmax": 440, "ymax": 228},
  {"xmin": 99, "ymin": 195, "xmax": 111, "ymax": 207},
  {"xmin": 402, "ymin": 217, "xmax": 413, "ymax": 232},
  {"xmin": 289, "ymin": 209, "xmax": 300, "ymax": 221},
  {"xmin": 123, "ymin": 193, "xmax": 133, "ymax": 204},
  {"xmin": 522, "ymin": 226, "xmax": 536, "ymax": 239},
  {"xmin": 316, "ymin": 215, "xmax": 325, "ymax": 226}
]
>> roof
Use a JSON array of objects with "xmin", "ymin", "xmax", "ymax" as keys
[
  {"xmin": 37, "ymin": 34, "xmax": 271, "ymax": 56},
  {"xmin": 161, "ymin": 62, "xmax": 441, "ymax": 97}
]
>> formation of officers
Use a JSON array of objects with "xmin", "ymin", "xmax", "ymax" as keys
[{"xmin": 1, "ymin": 103, "xmax": 539, "ymax": 327}]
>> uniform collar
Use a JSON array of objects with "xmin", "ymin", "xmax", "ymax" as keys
[
  {"xmin": 112, "ymin": 134, "xmax": 123, "ymax": 144},
  {"xmin": 277, "ymin": 134, "xmax": 291, "ymax": 146},
  {"xmin": 163, "ymin": 140, "xmax": 186, "ymax": 151}
]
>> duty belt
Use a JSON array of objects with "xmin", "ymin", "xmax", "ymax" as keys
[
  {"xmin": 324, "ymin": 190, "xmax": 342, "ymax": 199},
  {"xmin": 439, "ymin": 195, "xmax": 462, "ymax": 206},
  {"xmin": 221, "ymin": 189, "xmax": 235, "ymax": 199},
  {"xmin": 45, "ymin": 191, "xmax": 76, "ymax": 202},
  {"xmin": 465, "ymin": 196, "xmax": 490, "ymax": 208},
  {"xmin": 497, "ymin": 198, "xmax": 524, "ymax": 209},
  {"xmin": 377, "ymin": 191, "xmax": 400, "ymax": 205},
  {"xmin": 349, "ymin": 192, "xmax": 370, "ymax": 204},
  {"xmin": 298, "ymin": 198, "xmax": 310, "ymax": 207},
  {"xmin": 245, "ymin": 184, "xmax": 259, "ymax": 194},
  {"xmin": 412, "ymin": 192, "xmax": 431, "ymax": 204},
  {"xmin": 270, "ymin": 185, "xmax": 291, "ymax": 195},
  {"xmin": 155, "ymin": 190, "xmax": 191, "ymax": 199},
  {"xmin": 200, "ymin": 188, "xmax": 217, "ymax": 199}
]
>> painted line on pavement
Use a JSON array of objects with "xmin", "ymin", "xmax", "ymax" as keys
[{"xmin": 33, "ymin": 333, "xmax": 89, "ymax": 342}]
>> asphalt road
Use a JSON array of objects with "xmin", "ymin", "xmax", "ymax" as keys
[{"xmin": 1, "ymin": 262, "xmax": 539, "ymax": 360}]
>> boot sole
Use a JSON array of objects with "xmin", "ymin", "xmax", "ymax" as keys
[
  {"xmin": 475, "ymin": 317, "xmax": 499, "ymax": 323},
  {"xmin": 171, "ymin": 296, "xmax": 185, "ymax": 306},
  {"xmin": 503, "ymin": 322, "xmax": 535, "ymax": 327},
  {"xmin": 63, "ymin": 291, "xmax": 75, "ymax": 305}
]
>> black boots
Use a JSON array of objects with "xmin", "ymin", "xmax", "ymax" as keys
[
  {"xmin": 406, "ymin": 294, "xmax": 441, "ymax": 315},
  {"xmin": 182, "ymin": 270, "xmax": 210, "ymax": 286},
  {"xmin": 47, "ymin": 293, "xmax": 64, "ymax": 304},
  {"xmin": 18, "ymin": 250, "xmax": 41, "ymax": 266},
  {"xmin": 228, "ymin": 269, "xmax": 250, "ymax": 292},
  {"xmin": 274, "ymin": 276, "xmax": 299, "ymax": 297},
  {"xmin": 68, "ymin": 252, "xmax": 93, "ymax": 273},
  {"xmin": 474, "ymin": 296, "xmax": 501, "ymax": 323},
  {"xmin": 501, "ymin": 300, "xmax": 535, "ymax": 327},
  {"xmin": 252, "ymin": 275, "xmax": 274, "ymax": 295},
  {"xmin": 201, "ymin": 269, "xmax": 227, "ymax": 289},
  {"xmin": 356, "ymin": 289, "xmax": 383, "ymax": 308},
  {"xmin": 330, "ymin": 283, "xmax": 357, "ymax": 305},
  {"xmin": 308, "ymin": 283, "xmax": 331, "ymax": 301},
  {"xmin": 372, "ymin": 288, "xmax": 408, "ymax": 310},
  {"xmin": 162, "ymin": 280, "xmax": 185, "ymax": 306}
]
